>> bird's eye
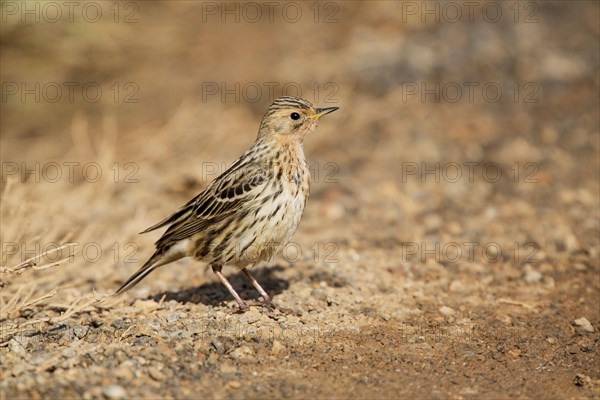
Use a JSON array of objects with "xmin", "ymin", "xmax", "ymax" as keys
[{"xmin": 290, "ymin": 112, "xmax": 300, "ymax": 120}]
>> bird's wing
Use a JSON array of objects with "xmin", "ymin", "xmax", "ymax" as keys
[{"xmin": 144, "ymin": 162, "xmax": 269, "ymax": 248}]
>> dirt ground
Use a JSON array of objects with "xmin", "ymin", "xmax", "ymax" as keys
[{"xmin": 1, "ymin": 1, "xmax": 599, "ymax": 399}]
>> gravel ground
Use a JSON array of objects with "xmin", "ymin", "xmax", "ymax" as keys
[{"xmin": 1, "ymin": 2, "xmax": 599, "ymax": 398}]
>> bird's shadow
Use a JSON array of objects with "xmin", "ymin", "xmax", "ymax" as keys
[{"xmin": 149, "ymin": 265, "xmax": 289, "ymax": 307}]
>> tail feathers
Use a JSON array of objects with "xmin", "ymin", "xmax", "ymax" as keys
[{"xmin": 114, "ymin": 251, "xmax": 170, "ymax": 296}]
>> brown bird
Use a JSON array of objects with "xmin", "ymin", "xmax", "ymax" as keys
[{"xmin": 115, "ymin": 96, "xmax": 338, "ymax": 311}]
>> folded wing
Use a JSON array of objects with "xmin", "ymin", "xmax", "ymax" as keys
[{"xmin": 143, "ymin": 162, "xmax": 269, "ymax": 249}]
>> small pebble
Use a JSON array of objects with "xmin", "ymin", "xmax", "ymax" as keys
[
  {"xmin": 508, "ymin": 349, "xmax": 521, "ymax": 358},
  {"xmin": 148, "ymin": 366, "xmax": 165, "ymax": 381},
  {"xmin": 101, "ymin": 384, "xmax": 127, "ymax": 399},
  {"xmin": 219, "ymin": 363, "xmax": 237, "ymax": 374},
  {"xmin": 543, "ymin": 276, "xmax": 555, "ymax": 289},
  {"xmin": 228, "ymin": 380, "xmax": 242, "ymax": 389},
  {"xmin": 572, "ymin": 317, "xmax": 594, "ymax": 334},
  {"xmin": 573, "ymin": 374, "xmax": 592, "ymax": 387},
  {"xmin": 61, "ymin": 348, "xmax": 76, "ymax": 359},
  {"xmin": 73, "ymin": 325, "xmax": 88, "ymax": 339},
  {"xmin": 524, "ymin": 268, "xmax": 543, "ymax": 283},
  {"xmin": 9, "ymin": 339, "xmax": 26, "ymax": 357},
  {"xmin": 211, "ymin": 339, "xmax": 224, "ymax": 353},
  {"xmin": 271, "ymin": 340, "xmax": 286, "ymax": 355},
  {"xmin": 230, "ymin": 346, "xmax": 253, "ymax": 362},
  {"xmin": 111, "ymin": 319, "xmax": 128, "ymax": 330},
  {"xmin": 574, "ymin": 263, "xmax": 587, "ymax": 271},
  {"xmin": 115, "ymin": 362, "xmax": 135, "ymax": 381},
  {"xmin": 449, "ymin": 280, "xmax": 465, "ymax": 293},
  {"xmin": 439, "ymin": 306, "xmax": 456, "ymax": 316},
  {"xmin": 91, "ymin": 319, "xmax": 104, "ymax": 328},
  {"xmin": 164, "ymin": 313, "xmax": 180, "ymax": 323}
]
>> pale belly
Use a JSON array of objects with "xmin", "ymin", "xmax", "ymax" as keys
[
  {"xmin": 186, "ymin": 146, "xmax": 311, "ymax": 267},
  {"xmin": 233, "ymin": 182, "xmax": 307, "ymax": 265}
]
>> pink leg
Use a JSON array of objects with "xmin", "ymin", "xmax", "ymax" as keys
[
  {"xmin": 242, "ymin": 268, "xmax": 272, "ymax": 304},
  {"xmin": 212, "ymin": 265, "xmax": 248, "ymax": 310}
]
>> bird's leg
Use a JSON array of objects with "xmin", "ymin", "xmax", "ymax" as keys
[
  {"xmin": 211, "ymin": 265, "xmax": 248, "ymax": 311},
  {"xmin": 241, "ymin": 268, "xmax": 294, "ymax": 314},
  {"xmin": 242, "ymin": 267, "xmax": 273, "ymax": 306}
]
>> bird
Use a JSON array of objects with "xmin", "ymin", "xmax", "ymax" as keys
[{"xmin": 115, "ymin": 96, "xmax": 338, "ymax": 311}]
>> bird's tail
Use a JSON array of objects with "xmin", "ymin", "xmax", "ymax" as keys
[{"xmin": 113, "ymin": 250, "xmax": 176, "ymax": 296}]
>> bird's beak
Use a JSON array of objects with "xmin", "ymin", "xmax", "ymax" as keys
[{"xmin": 310, "ymin": 107, "xmax": 339, "ymax": 120}]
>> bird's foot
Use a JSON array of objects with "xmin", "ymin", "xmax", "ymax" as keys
[
  {"xmin": 226, "ymin": 299, "xmax": 250, "ymax": 314},
  {"xmin": 256, "ymin": 298, "xmax": 294, "ymax": 315},
  {"xmin": 226, "ymin": 297, "xmax": 294, "ymax": 315}
]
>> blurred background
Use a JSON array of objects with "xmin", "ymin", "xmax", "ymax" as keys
[
  {"xmin": 3, "ymin": 1, "xmax": 598, "ymax": 163},
  {"xmin": 1, "ymin": 1, "xmax": 599, "ymax": 398},
  {"xmin": 1, "ymin": 0, "xmax": 599, "ymax": 299}
]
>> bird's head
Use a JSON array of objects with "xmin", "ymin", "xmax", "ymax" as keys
[{"xmin": 257, "ymin": 96, "xmax": 338, "ymax": 141}]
